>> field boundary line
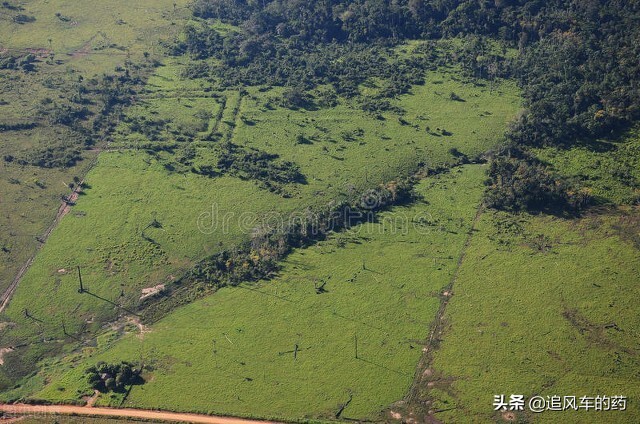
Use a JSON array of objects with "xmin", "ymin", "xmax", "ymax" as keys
[
  {"xmin": 0, "ymin": 155, "xmax": 98, "ymax": 313},
  {"xmin": 406, "ymin": 203, "xmax": 484, "ymax": 404}
]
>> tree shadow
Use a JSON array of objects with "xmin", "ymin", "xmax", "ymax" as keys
[{"xmin": 82, "ymin": 290, "xmax": 140, "ymax": 317}]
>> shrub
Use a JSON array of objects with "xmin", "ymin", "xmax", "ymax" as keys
[
  {"xmin": 85, "ymin": 362, "xmax": 143, "ymax": 393},
  {"xmin": 484, "ymin": 148, "xmax": 592, "ymax": 214}
]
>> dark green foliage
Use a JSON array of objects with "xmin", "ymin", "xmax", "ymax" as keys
[
  {"xmin": 41, "ymin": 102, "xmax": 91, "ymax": 126},
  {"xmin": 281, "ymin": 87, "xmax": 312, "ymax": 109},
  {"xmin": 430, "ymin": 0, "xmax": 640, "ymax": 208},
  {"xmin": 192, "ymin": 0, "xmax": 255, "ymax": 24},
  {"xmin": 420, "ymin": 0, "xmax": 640, "ymax": 147},
  {"xmin": 0, "ymin": 122, "xmax": 37, "ymax": 131},
  {"xmin": 124, "ymin": 115, "xmax": 169, "ymax": 140},
  {"xmin": 0, "ymin": 53, "xmax": 37, "ymax": 72},
  {"xmin": 1, "ymin": 60, "xmax": 145, "ymax": 171},
  {"xmin": 191, "ymin": 0, "xmax": 437, "ymax": 43},
  {"xmin": 510, "ymin": 21, "xmax": 640, "ymax": 146},
  {"xmin": 185, "ymin": 0, "xmax": 640, "ymax": 148},
  {"xmin": 173, "ymin": 23, "xmax": 430, "ymax": 95},
  {"xmin": 2, "ymin": 2, "xmax": 24, "ymax": 11},
  {"xmin": 360, "ymin": 97, "xmax": 403, "ymax": 115},
  {"xmin": 12, "ymin": 13, "xmax": 36, "ymax": 24},
  {"xmin": 55, "ymin": 12, "xmax": 72, "ymax": 22},
  {"xmin": 217, "ymin": 143, "xmax": 306, "ymax": 189},
  {"xmin": 180, "ymin": 24, "xmax": 224, "ymax": 59},
  {"xmin": 484, "ymin": 148, "xmax": 592, "ymax": 214},
  {"xmin": 20, "ymin": 141, "xmax": 84, "ymax": 169},
  {"xmin": 85, "ymin": 361, "xmax": 143, "ymax": 393},
  {"xmin": 449, "ymin": 92, "xmax": 464, "ymax": 102}
]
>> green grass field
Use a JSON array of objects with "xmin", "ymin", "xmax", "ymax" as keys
[
  {"xmin": 2, "ymin": 2, "xmax": 638, "ymax": 424},
  {"xmin": 422, "ymin": 208, "xmax": 640, "ymax": 423},
  {"xmin": 2, "ymin": 5, "xmax": 638, "ymax": 424},
  {"xmin": 0, "ymin": 0, "xmax": 188, "ymax": 294},
  {"xmin": 0, "ymin": 0, "xmax": 190, "ymax": 72},
  {"xmin": 17, "ymin": 165, "xmax": 487, "ymax": 422},
  {"xmin": 0, "ymin": 48, "xmax": 520, "ymax": 389},
  {"xmin": 532, "ymin": 129, "xmax": 640, "ymax": 205}
]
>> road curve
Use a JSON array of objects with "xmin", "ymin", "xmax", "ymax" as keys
[{"xmin": 0, "ymin": 404, "xmax": 281, "ymax": 424}]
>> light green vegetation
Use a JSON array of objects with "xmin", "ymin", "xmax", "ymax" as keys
[
  {"xmin": 235, "ymin": 72, "xmax": 519, "ymax": 198},
  {"xmin": 0, "ymin": 0, "xmax": 188, "ymax": 295},
  {"xmin": 22, "ymin": 166, "xmax": 487, "ymax": 422},
  {"xmin": 533, "ymin": 129, "xmax": 640, "ymax": 205},
  {"xmin": 426, "ymin": 208, "xmax": 640, "ymax": 423},
  {"xmin": 0, "ymin": 51, "xmax": 520, "ymax": 385},
  {"xmin": 0, "ymin": 0, "xmax": 190, "ymax": 73},
  {"xmin": 0, "ymin": 150, "xmax": 304, "ymax": 368},
  {"xmin": 1, "ymin": 2, "xmax": 522, "ymax": 413},
  {"xmin": 0, "ymin": 138, "xmax": 97, "ymax": 294},
  {"xmin": 0, "ymin": 0, "xmax": 193, "ymax": 390},
  {"xmin": 113, "ymin": 57, "xmax": 225, "ymax": 146},
  {"xmin": 0, "ymin": 58, "xmax": 96, "ymax": 295}
]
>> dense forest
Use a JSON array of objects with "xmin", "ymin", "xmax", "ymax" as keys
[
  {"xmin": 187, "ymin": 0, "xmax": 640, "ymax": 146},
  {"xmin": 177, "ymin": 0, "xmax": 640, "ymax": 211}
]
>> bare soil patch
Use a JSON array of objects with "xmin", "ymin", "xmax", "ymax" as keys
[{"xmin": 140, "ymin": 284, "xmax": 166, "ymax": 300}]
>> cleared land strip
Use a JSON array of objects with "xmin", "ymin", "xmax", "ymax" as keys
[
  {"xmin": 0, "ymin": 179, "xmax": 87, "ymax": 313},
  {"xmin": 406, "ymin": 203, "xmax": 484, "ymax": 404},
  {"xmin": 0, "ymin": 404, "xmax": 281, "ymax": 424}
]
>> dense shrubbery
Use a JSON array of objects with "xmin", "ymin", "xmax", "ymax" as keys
[
  {"xmin": 484, "ymin": 147, "xmax": 592, "ymax": 214},
  {"xmin": 191, "ymin": 0, "xmax": 437, "ymax": 42},
  {"xmin": 85, "ymin": 362, "xmax": 143, "ymax": 393},
  {"xmin": 173, "ymin": 24, "xmax": 430, "ymax": 95},
  {"xmin": 0, "ymin": 53, "xmax": 37, "ymax": 72},
  {"xmin": 217, "ymin": 143, "xmax": 306, "ymax": 190},
  {"xmin": 20, "ymin": 141, "xmax": 84, "ymax": 169},
  {"xmin": 509, "ymin": 26, "xmax": 640, "ymax": 147}
]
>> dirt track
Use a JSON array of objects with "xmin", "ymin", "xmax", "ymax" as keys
[
  {"xmin": 0, "ymin": 181, "xmax": 85, "ymax": 313},
  {"xmin": 0, "ymin": 404, "xmax": 281, "ymax": 424}
]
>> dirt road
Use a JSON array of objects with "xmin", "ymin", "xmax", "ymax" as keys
[{"xmin": 0, "ymin": 404, "xmax": 281, "ymax": 424}]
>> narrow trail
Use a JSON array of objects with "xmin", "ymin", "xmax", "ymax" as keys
[
  {"xmin": 0, "ymin": 180, "xmax": 86, "ymax": 313},
  {"xmin": 406, "ymin": 204, "xmax": 484, "ymax": 404},
  {"xmin": 0, "ymin": 404, "xmax": 281, "ymax": 424}
]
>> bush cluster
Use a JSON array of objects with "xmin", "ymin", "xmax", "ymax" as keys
[{"xmin": 85, "ymin": 362, "xmax": 143, "ymax": 393}]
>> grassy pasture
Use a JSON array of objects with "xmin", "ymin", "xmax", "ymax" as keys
[
  {"xmin": 0, "ymin": 149, "xmax": 304, "ymax": 341},
  {"xmin": 23, "ymin": 165, "xmax": 487, "ymax": 422},
  {"xmin": 0, "ymin": 136, "xmax": 97, "ymax": 294},
  {"xmin": 532, "ymin": 129, "xmax": 640, "ymax": 205},
  {"xmin": 0, "ymin": 43, "xmax": 520, "ymax": 393},
  {"xmin": 0, "ymin": 5, "xmax": 636, "ymax": 424},
  {"xmin": 0, "ymin": 0, "xmax": 189, "ymax": 73},
  {"xmin": 1, "ymin": 3, "xmax": 522, "ymax": 411},
  {"xmin": 422, "ymin": 209, "xmax": 640, "ymax": 423},
  {"xmin": 235, "ymin": 72, "xmax": 519, "ymax": 199},
  {"xmin": 0, "ymin": 0, "xmax": 188, "ymax": 298}
]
